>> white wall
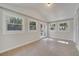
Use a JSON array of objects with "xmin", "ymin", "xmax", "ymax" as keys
[
  {"xmin": 0, "ymin": 8, "xmax": 42, "ymax": 53},
  {"xmin": 0, "ymin": 9, "xmax": 3, "ymax": 42},
  {"xmin": 76, "ymin": 8, "xmax": 79, "ymax": 44},
  {"xmin": 48, "ymin": 18, "xmax": 74, "ymax": 41},
  {"xmin": 74, "ymin": 7, "xmax": 79, "ymax": 50}
]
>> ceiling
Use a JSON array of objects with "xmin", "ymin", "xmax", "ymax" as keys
[{"xmin": 0, "ymin": 3, "xmax": 79, "ymax": 22}]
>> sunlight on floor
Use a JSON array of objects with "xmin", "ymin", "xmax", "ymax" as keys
[
  {"xmin": 42, "ymin": 38, "xmax": 54, "ymax": 41},
  {"xmin": 57, "ymin": 40, "xmax": 69, "ymax": 44},
  {"xmin": 42, "ymin": 38, "xmax": 69, "ymax": 44}
]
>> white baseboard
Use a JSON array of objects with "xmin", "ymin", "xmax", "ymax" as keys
[{"xmin": 0, "ymin": 39, "xmax": 40, "ymax": 54}]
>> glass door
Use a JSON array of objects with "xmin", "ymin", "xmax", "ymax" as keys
[{"xmin": 40, "ymin": 23, "xmax": 47, "ymax": 39}]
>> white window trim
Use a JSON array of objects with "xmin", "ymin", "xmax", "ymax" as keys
[
  {"xmin": 2, "ymin": 11, "xmax": 25, "ymax": 34},
  {"xmin": 28, "ymin": 18, "xmax": 37, "ymax": 32}
]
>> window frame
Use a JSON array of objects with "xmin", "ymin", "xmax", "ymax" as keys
[{"xmin": 2, "ymin": 13, "xmax": 25, "ymax": 34}]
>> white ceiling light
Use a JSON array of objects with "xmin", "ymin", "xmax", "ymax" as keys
[{"xmin": 47, "ymin": 3, "xmax": 53, "ymax": 6}]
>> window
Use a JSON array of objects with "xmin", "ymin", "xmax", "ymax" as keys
[
  {"xmin": 59, "ymin": 23, "xmax": 68, "ymax": 31},
  {"xmin": 29, "ymin": 21, "xmax": 36, "ymax": 30},
  {"xmin": 7, "ymin": 16, "xmax": 22, "ymax": 31},
  {"xmin": 50, "ymin": 24, "xmax": 56, "ymax": 30}
]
